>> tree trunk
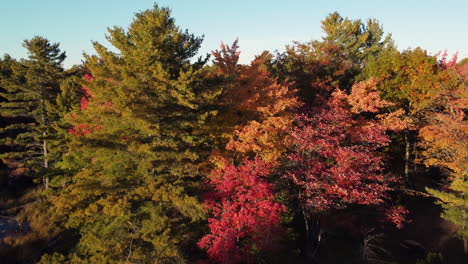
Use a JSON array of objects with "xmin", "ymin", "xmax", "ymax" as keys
[
  {"xmin": 404, "ymin": 132, "xmax": 410, "ymax": 187},
  {"xmin": 464, "ymin": 190, "xmax": 467, "ymax": 254},
  {"xmin": 41, "ymin": 109, "xmax": 49, "ymax": 190},
  {"xmin": 311, "ymin": 218, "xmax": 322, "ymax": 258},
  {"xmin": 413, "ymin": 139, "xmax": 418, "ymax": 177},
  {"xmin": 42, "ymin": 135, "xmax": 49, "ymax": 190},
  {"xmin": 464, "ymin": 238, "xmax": 467, "ymax": 254},
  {"xmin": 302, "ymin": 204, "xmax": 322, "ymax": 261},
  {"xmin": 302, "ymin": 205, "xmax": 312, "ymax": 259}
]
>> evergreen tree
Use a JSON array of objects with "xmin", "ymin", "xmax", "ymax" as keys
[
  {"xmin": 0, "ymin": 37, "xmax": 66, "ymax": 189},
  {"xmin": 0, "ymin": 54, "xmax": 34, "ymax": 188},
  {"xmin": 271, "ymin": 12, "xmax": 393, "ymax": 104},
  {"xmin": 46, "ymin": 5, "xmax": 219, "ymax": 263},
  {"xmin": 0, "ymin": 39, "xmax": 81, "ymax": 264},
  {"xmin": 0, "ymin": 55, "xmax": 18, "ymax": 189}
]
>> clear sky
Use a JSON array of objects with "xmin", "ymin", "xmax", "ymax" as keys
[{"xmin": 1, "ymin": 0, "xmax": 467, "ymax": 68}]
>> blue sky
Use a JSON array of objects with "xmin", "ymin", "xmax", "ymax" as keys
[{"xmin": 1, "ymin": 0, "xmax": 467, "ymax": 68}]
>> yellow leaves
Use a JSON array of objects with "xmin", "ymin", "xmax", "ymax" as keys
[
  {"xmin": 418, "ymin": 75, "xmax": 468, "ymax": 180},
  {"xmin": 376, "ymin": 109, "xmax": 412, "ymax": 131},
  {"xmin": 170, "ymin": 194, "xmax": 205, "ymax": 221},
  {"xmin": 426, "ymin": 177, "xmax": 468, "ymax": 239},
  {"xmin": 227, "ymin": 116, "xmax": 293, "ymax": 162},
  {"xmin": 207, "ymin": 149, "xmax": 230, "ymax": 169},
  {"xmin": 84, "ymin": 203, "xmax": 100, "ymax": 216},
  {"xmin": 419, "ymin": 117, "xmax": 468, "ymax": 179},
  {"xmin": 99, "ymin": 196, "xmax": 131, "ymax": 217}
]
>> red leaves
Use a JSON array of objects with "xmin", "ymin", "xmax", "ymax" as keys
[
  {"xmin": 83, "ymin": 73, "xmax": 93, "ymax": 81},
  {"xmin": 198, "ymin": 159, "xmax": 284, "ymax": 264},
  {"xmin": 285, "ymin": 87, "xmax": 393, "ymax": 213},
  {"xmin": 80, "ymin": 96, "xmax": 90, "ymax": 110},
  {"xmin": 384, "ymin": 206, "xmax": 410, "ymax": 229},
  {"xmin": 68, "ymin": 124, "xmax": 102, "ymax": 136},
  {"xmin": 436, "ymin": 51, "xmax": 458, "ymax": 70},
  {"xmin": 79, "ymin": 75, "xmax": 94, "ymax": 110},
  {"xmin": 212, "ymin": 40, "xmax": 240, "ymax": 76},
  {"xmin": 69, "ymin": 74, "xmax": 101, "ymax": 136}
]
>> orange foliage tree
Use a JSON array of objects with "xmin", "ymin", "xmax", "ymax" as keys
[
  {"xmin": 210, "ymin": 40, "xmax": 299, "ymax": 163},
  {"xmin": 419, "ymin": 57, "xmax": 468, "ymax": 250}
]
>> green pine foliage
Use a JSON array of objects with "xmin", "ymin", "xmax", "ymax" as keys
[
  {"xmin": 0, "ymin": 54, "xmax": 37, "ymax": 176},
  {"xmin": 270, "ymin": 12, "xmax": 393, "ymax": 104},
  {"xmin": 427, "ymin": 178, "xmax": 468, "ymax": 239},
  {"xmin": 46, "ymin": 5, "xmax": 220, "ymax": 263},
  {"xmin": 0, "ymin": 37, "xmax": 66, "ymax": 188}
]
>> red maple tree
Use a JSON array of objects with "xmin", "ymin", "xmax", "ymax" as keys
[
  {"xmin": 285, "ymin": 79, "xmax": 408, "ymax": 228},
  {"xmin": 198, "ymin": 158, "xmax": 285, "ymax": 264}
]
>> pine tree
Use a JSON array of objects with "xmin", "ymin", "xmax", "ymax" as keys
[
  {"xmin": 0, "ymin": 55, "xmax": 18, "ymax": 189},
  {"xmin": 47, "ymin": 67, "xmax": 86, "ymax": 188},
  {"xmin": 0, "ymin": 54, "xmax": 34, "ymax": 186},
  {"xmin": 0, "ymin": 37, "xmax": 66, "ymax": 189},
  {"xmin": 271, "ymin": 12, "xmax": 393, "ymax": 104},
  {"xmin": 46, "ymin": 5, "xmax": 219, "ymax": 263},
  {"xmin": 0, "ymin": 39, "xmax": 76, "ymax": 263}
]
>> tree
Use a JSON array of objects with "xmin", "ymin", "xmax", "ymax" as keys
[
  {"xmin": 46, "ymin": 5, "xmax": 219, "ymax": 263},
  {"xmin": 420, "ymin": 58, "xmax": 468, "ymax": 252},
  {"xmin": 360, "ymin": 47, "xmax": 447, "ymax": 186},
  {"xmin": 284, "ymin": 79, "xmax": 408, "ymax": 258},
  {"xmin": 195, "ymin": 41, "xmax": 297, "ymax": 263},
  {"xmin": 0, "ymin": 37, "xmax": 66, "ymax": 189},
  {"xmin": 0, "ymin": 55, "xmax": 19, "ymax": 189},
  {"xmin": 271, "ymin": 12, "xmax": 393, "ymax": 104},
  {"xmin": 209, "ymin": 41, "xmax": 299, "ymax": 163},
  {"xmin": 0, "ymin": 41, "xmax": 83, "ymax": 264},
  {"xmin": 198, "ymin": 158, "xmax": 284, "ymax": 264}
]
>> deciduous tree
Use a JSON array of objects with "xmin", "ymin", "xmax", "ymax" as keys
[{"xmin": 198, "ymin": 158, "xmax": 284, "ymax": 264}]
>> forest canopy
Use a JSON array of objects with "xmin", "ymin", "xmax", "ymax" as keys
[{"xmin": 0, "ymin": 4, "xmax": 466, "ymax": 264}]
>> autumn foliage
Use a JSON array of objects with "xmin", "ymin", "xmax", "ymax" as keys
[
  {"xmin": 211, "ymin": 41, "xmax": 299, "ymax": 162},
  {"xmin": 285, "ymin": 80, "xmax": 405, "ymax": 214},
  {"xmin": 1, "ymin": 6, "xmax": 467, "ymax": 264},
  {"xmin": 198, "ymin": 159, "xmax": 284, "ymax": 263}
]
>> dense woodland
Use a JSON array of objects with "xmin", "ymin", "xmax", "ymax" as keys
[{"xmin": 0, "ymin": 5, "xmax": 467, "ymax": 264}]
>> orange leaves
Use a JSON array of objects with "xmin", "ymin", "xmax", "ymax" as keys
[
  {"xmin": 418, "ymin": 59, "xmax": 468, "ymax": 179},
  {"xmin": 419, "ymin": 109, "xmax": 468, "ymax": 179},
  {"xmin": 348, "ymin": 78, "xmax": 410, "ymax": 132},
  {"xmin": 348, "ymin": 78, "xmax": 393, "ymax": 113},
  {"xmin": 226, "ymin": 117, "xmax": 292, "ymax": 162},
  {"xmin": 376, "ymin": 109, "xmax": 411, "ymax": 132},
  {"xmin": 212, "ymin": 42, "xmax": 299, "ymax": 162},
  {"xmin": 212, "ymin": 40, "xmax": 240, "ymax": 76}
]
